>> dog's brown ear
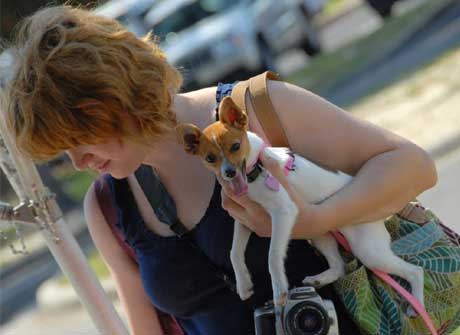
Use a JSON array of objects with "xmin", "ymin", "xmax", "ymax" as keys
[
  {"xmin": 218, "ymin": 96, "xmax": 248, "ymax": 130},
  {"xmin": 175, "ymin": 124, "xmax": 202, "ymax": 155}
]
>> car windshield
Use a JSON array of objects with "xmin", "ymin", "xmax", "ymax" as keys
[{"xmin": 153, "ymin": 0, "xmax": 241, "ymax": 36}]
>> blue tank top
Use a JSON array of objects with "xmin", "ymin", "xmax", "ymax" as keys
[{"xmin": 107, "ymin": 82, "xmax": 359, "ymax": 334}]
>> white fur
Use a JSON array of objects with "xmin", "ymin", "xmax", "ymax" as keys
[{"xmin": 230, "ymin": 131, "xmax": 424, "ymax": 312}]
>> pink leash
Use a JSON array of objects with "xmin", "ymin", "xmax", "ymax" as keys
[{"xmin": 330, "ymin": 231, "xmax": 437, "ymax": 335}]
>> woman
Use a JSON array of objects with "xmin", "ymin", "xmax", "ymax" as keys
[{"xmin": 3, "ymin": 5, "xmax": 437, "ymax": 335}]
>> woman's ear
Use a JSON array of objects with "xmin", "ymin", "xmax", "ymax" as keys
[
  {"xmin": 175, "ymin": 123, "xmax": 202, "ymax": 155},
  {"xmin": 218, "ymin": 96, "xmax": 248, "ymax": 130}
]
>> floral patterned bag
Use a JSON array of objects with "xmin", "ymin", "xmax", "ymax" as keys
[{"xmin": 333, "ymin": 203, "xmax": 460, "ymax": 335}]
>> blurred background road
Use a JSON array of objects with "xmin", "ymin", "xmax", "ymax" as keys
[{"xmin": 1, "ymin": 0, "xmax": 459, "ymax": 334}]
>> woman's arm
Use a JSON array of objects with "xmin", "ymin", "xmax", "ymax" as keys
[
  {"xmin": 84, "ymin": 183, "xmax": 163, "ymax": 335},
  {"xmin": 220, "ymin": 80, "xmax": 437, "ymax": 239}
]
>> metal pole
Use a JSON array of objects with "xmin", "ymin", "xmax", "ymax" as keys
[
  {"xmin": 0, "ymin": 108, "xmax": 129, "ymax": 335},
  {"xmin": 38, "ymin": 216, "xmax": 130, "ymax": 335}
]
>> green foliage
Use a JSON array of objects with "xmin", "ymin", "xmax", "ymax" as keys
[
  {"xmin": 59, "ymin": 249, "xmax": 110, "ymax": 285},
  {"xmin": 50, "ymin": 161, "xmax": 95, "ymax": 201},
  {"xmin": 62, "ymin": 171, "xmax": 95, "ymax": 201},
  {"xmin": 87, "ymin": 249, "xmax": 111, "ymax": 278}
]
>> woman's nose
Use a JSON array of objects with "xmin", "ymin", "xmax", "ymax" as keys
[{"xmin": 66, "ymin": 149, "xmax": 93, "ymax": 171}]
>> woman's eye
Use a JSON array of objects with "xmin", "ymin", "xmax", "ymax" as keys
[
  {"xmin": 231, "ymin": 143, "xmax": 240, "ymax": 152},
  {"xmin": 205, "ymin": 154, "xmax": 216, "ymax": 163}
]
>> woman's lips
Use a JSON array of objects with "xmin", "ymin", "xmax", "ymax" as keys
[{"xmin": 96, "ymin": 160, "xmax": 110, "ymax": 172}]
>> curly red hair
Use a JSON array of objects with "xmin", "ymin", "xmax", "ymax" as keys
[{"xmin": 3, "ymin": 5, "xmax": 182, "ymax": 161}]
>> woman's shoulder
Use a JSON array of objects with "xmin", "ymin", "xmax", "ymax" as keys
[
  {"xmin": 181, "ymin": 86, "xmax": 217, "ymax": 99},
  {"xmin": 83, "ymin": 179, "xmax": 131, "ymax": 263},
  {"xmin": 83, "ymin": 176, "xmax": 124, "ymax": 237},
  {"xmin": 177, "ymin": 86, "xmax": 219, "ymax": 124},
  {"xmin": 83, "ymin": 180, "xmax": 108, "ymax": 236},
  {"xmin": 84, "ymin": 181, "xmax": 139, "ymax": 272}
]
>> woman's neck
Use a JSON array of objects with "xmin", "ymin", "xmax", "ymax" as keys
[
  {"xmin": 175, "ymin": 89, "xmax": 217, "ymax": 128},
  {"xmin": 142, "ymin": 88, "xmax": 217, "ymax": 171}
]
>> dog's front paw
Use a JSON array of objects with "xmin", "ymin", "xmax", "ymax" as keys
[
  {"xmin": 236, "ymin": 271, "xmax": 254, "ymax": 301},
  {"xmin": 237, "ymin": 280, "xmax": 254, "ymax": 301}
]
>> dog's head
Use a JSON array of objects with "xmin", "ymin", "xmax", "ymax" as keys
[{"xmin": 176, "ymin": 96, "xmax": 251, "ymax": 196}]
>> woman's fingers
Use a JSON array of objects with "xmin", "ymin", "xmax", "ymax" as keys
[
  {"xmin": 259, "ymin": 150, "xmax": 303, "ymax": 205},
  {"xmin": 216, "ymin": 175, "xmax": 232, "ymax": 196},
  {"xmin": 259, "ymin": 150, "xmax": 292, "ymax": 192},
  {"xmin": 219, "ymin": 181, "xmax": 272, "ymax": 237},
  {"xmin": 217, "ymin": 174, "xmax": 264, "ymax": 209},
  {"xmin": 260, "ymin": 150, "xmax": 296, "ymax": 191},
  {"xmin": 220, "ymin": 188, "xmax": 246, "ymax": 217}
]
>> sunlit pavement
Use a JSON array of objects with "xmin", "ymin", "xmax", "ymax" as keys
[{"xmin": 419, "ymin": 149, "xmax": 460, "ymax": 234}]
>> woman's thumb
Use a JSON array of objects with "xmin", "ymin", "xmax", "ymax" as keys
[
  {"xmin": 260, "ymin": 150, "xmax": 285, "ymax": 182},
  {"xmin": 260, "ymin": 150, "xmax": 303, "ymax": 206}
]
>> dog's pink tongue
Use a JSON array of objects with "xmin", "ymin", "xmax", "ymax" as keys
[{"xmin": 230, "ymin": 174, "xmax": 248, "ymax": 197}]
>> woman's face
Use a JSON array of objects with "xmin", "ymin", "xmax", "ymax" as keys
[{"xmin": 65, "ymin": 138, "xmax": 147, "ymax": 179}]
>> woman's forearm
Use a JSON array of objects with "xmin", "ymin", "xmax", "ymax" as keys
[
  {"xmin": 111, "ymin": 268, "xmax": 164, "ymax": 335},
  {"xmin": 295, "ymin": 143, "xmax": 437, "ymax": 237}
]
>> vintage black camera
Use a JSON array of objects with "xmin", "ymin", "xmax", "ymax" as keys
[{"xmin": 254, "ymin": 286, "xmax": 339, "ymax": 335}]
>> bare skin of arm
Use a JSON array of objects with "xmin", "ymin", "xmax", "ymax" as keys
[
  {"xmin": 220, "ymin": 80, "xmax": 438, "ymax": 239},
  {"xmin": 84, "ymin": 183, "xmax": 163, "ymax": 335}
]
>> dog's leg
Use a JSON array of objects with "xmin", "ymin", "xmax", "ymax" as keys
[
  {"xmin": 269, "ymin": 203, "xmax": 298, "ymax": 307},
  {"xmin": 230, "ymin": 221, "xmax": 254, "ymax": 300},
  {"xmin": 356, "ymin": 247, "xmax": 424, "ymax": 316},
  {"xmin": 346, "ymin": 223, "xmax": 425, "ymax": 316},
  {"xmin": 302, "ymin": 234, "xmax": 345, "ymax": 287}
]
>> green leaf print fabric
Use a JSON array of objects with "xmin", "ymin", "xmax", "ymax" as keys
[{"xmin": 333, "ymin": 206, "xmax": 460, "ymax": 335}]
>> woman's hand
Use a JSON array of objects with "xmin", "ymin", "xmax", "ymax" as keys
[
  {"xmin": 218, "ymin": 151, "xmax": 329, "ymax": 239},
  {"xmin": 218, "ymin": 173, "xmax": 272, "ymax": 237}
]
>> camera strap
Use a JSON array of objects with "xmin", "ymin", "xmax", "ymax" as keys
[{"xmin": 134, "ymin": 164, "xmax": 237, "ymax": 293}]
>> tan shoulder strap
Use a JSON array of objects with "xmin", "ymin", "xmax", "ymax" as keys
[
  {"xmin": 231, "ymin": 72, "xmax": 339, "ymax": 173},
  {"xmin": 230, "ymin": 79, "xmax": 248, "ymax": 114},
  {"xmin": 397, "ymin": 202, "xmax": 429, "ymax": 224},
  {"xmin": 231, "ymin": 71, "xmax": 289, "ymax": 147}
]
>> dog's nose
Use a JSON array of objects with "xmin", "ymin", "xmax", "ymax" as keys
[{"xmin": 225, "ymin": 169, "xmax": 236, "ymax": 179}]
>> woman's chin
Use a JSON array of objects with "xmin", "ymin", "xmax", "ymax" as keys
[
  {"xmin": 108, "ymin": 164, "xmax": 141, "ymax": 179},
  {"xmin": 108, "ymin": 170, "xmax": 128, "ymax": 179}
]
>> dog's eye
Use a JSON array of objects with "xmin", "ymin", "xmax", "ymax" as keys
[
  {"xmin": 231, "ymin": 143, "xmax": 240, "ymax": 152},
  {"xmin": 205, "ymin": 154, "xmax": 216, "ymax": 163}
]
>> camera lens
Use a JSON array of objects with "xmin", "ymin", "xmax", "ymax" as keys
[
  {"xmin": 284, "ymin": 301, "xmax": 330, "ymax": 335},
  {"xmin": 298, "ymin": 307, "xmax": 323, "ymax": 333}
]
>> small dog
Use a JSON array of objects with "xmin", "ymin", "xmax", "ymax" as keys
[{"xmin": 176, "ymin": 96, "xmax": 424, "ymax": 311}]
